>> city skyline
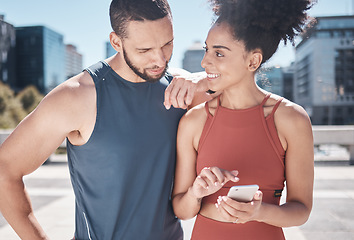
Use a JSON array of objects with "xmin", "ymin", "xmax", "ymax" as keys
[{"xmin": 1, "ymin": 0, "xmax": 353, "ymax": 69}]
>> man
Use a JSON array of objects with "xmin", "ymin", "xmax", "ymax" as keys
[{"xmin": 0, "ymin": 0, "xmax": 210, "ymax": 239}]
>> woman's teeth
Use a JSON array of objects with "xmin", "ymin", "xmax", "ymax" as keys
[{"xmin": 207, "ymin": 74, "xmax": 220, "ymax": 79}]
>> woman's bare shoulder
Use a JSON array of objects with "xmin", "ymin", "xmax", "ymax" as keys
[
  {"xmin": 181, "ymin": 101, "xmax": 208, "ymax": 125},
  {"xmin": 277, "ymin": 98, "xmax": 310, "ymax": 123},
  {"xmin": 274, "ymin": 98, "xmax": 313, "ymax": 138}
]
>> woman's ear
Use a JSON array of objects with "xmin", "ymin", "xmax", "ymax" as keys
[
  {"xmin": 109, "ymin": 31, "xmax": 123, "ymax": 52},
  {"xmin": 248, "ymin": 49, "xmax": 263, "ymax": 71}
]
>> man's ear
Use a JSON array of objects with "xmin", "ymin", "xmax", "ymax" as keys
[
  {"xmin": 109, "ymin": 31, "xmax": 123, "ymax": 52},
  {"xmin": 248, "ymin": 49, "xmax": 263, "ymax": 72}
]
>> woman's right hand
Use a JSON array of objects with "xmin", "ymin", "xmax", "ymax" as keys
[{"xmin": 190, "ymin": 167, "xmax": 239, "ymax": 199}]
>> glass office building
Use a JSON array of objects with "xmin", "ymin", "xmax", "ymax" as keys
[
  {"xmin": 16, "ymin": 26, "xmax": 65, "ymax": 93},
  {"xmin": 0, "ymin": 15, "xmax": 16, "ymax": 89},
  {"xmin": 294, "ymin": 16, "xmax": 354, "ymax": 125}
]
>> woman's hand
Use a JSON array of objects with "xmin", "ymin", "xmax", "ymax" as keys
[
  {"xmin": 189, "ymin": 167, "xmax": 239, "ymax": 200},
  {"xmin": 215, "ymin": 191, "xmax": 263, "ymax": 224}
]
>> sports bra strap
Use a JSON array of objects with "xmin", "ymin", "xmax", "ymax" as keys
[
  {"xmin": 209, "ymin": 93, "xmax": 276, "ymax": 113},
  {"xmin": 261, "ymin": 93, "xmax": 272, "ymax": 106},
  {"xmin": 270, "ymin": 97, "xmax": 284, "ymax": 116},
  {"xmin": 204, "ymin": 101, "xmax": 213, "ymax": 117},
  {"xmin": 217, "ymin": 95, "xmax": 221, "ymax": 107},
  {"xmin": 204, "ymin": 95, "xmax": 221, "ymax": 117}
]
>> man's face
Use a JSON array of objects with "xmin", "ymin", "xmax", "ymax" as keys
[
  {"xmin": 121, "ymin": 16, "xmax": 174, "ymax": 83},
  {"xmin": 122, "ymin": 47, "xmax": 169, "ymax": 83}
]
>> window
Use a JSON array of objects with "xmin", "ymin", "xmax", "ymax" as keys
[
  {"xmin": 317, "ymin": 31, "xmax": 331, "ymax": 38},
  {"xmin": 345, "ymin": 30, "xmax": 354, "ymax": 37},
  {"xmin": 1, "ymin": 24, "xmax": 7, "ymax": 35},
  {"xmin": 335, "ymin": 49, "xmax": 354, "ymax": 94},
  {"xmin": 349, "ymin": 107, "xmax": 354, "ymax": 115},
  {"xmin": 1, "ymin": 51, "xmax": 7, "ymax": 63},
  {"xmin": 333, "ymin": 30, "xmax": 344, "ymax": 37},
  {"xmin": 2, "ymin": 69, "xmax": 8, "ymax": 82}
]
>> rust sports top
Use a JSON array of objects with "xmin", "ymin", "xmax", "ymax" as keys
[{"xmin": 197, "ymin": 93, "xmax": 285, "ymax": 206}]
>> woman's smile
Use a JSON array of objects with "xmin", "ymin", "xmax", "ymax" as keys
[{"xmin": 206, "ymin": 73, "xmax": 221, "ymax": 81}]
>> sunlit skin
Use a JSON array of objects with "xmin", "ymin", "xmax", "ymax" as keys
[
  {"xmin": 0, "ymin": 15, "xmax": 210, "ymax": 240},
  {"xmin": 202, "ymin": 24, "xmax": 251, "ymax": 92},
  {"xmin": 201, "ymin": 22, "xmax": 266, "ymax": 110},
  {"xmin": 172, "ymin": 21, "xmax": 314, "ymax": 228}
]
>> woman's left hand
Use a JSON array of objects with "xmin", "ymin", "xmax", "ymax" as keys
[{"xmin": 215, "ymin": 191, "xmax": 263, "ymax": 224}]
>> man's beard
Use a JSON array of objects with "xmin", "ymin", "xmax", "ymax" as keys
[{"xmin": 123, "ymin": 48, "xmax": 169, "ymax": 83}]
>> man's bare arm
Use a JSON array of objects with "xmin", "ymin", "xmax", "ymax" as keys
[
  {"xmin": 0, "ymin": 72, "xmax": 94, "ymax": 239},
  {"xmin": 164, "ymin": 70, "xmax": 218, "ymax": 110}
]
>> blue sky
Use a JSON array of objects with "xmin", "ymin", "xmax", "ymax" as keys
[{"xmin": 1, "ymin": 0, "xmax": 353, "ymax": 69}]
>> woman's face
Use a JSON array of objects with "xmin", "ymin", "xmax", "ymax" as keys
[{"xmin": 201, "ymin": 22, "xmax": 253, "ymax": 92}]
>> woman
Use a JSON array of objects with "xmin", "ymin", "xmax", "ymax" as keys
[{"xmin": 172, "ymin": 0, "xmax": 315, "ymax": 239}]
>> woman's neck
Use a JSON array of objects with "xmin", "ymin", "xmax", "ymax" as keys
[{"xmin": 220, "ymin": 83, "xmax": 267, "ymax": 110}]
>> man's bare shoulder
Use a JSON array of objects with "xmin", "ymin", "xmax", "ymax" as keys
[
  {"xmin": 30, "ymin": 71, "xmax": 96, "ymax": 131},
  {"xmin": 28, "ymin": 71, "xmax": 97, "ymax": 144},
  {"xmin": 43, "ymin": 71, "xmax": 95, "ymax": 107},
  {"xmin": 53, "ymin": 71, "xmax": 94, "ymax": 97}
]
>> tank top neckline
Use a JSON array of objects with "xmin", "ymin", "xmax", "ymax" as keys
[{"xmin": 216, "ymin": 93, "xmax": 271, "ymax": 112}]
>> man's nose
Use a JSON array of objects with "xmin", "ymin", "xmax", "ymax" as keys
[{"xmin": 153, "ymin": 49, "xmax": 167, "ymax": 66}]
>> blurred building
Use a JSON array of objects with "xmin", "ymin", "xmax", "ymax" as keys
[
  {"xmin": 294, "ymin": 15, "xmax": 354, "ymax": 125},
  {"xmin": 106, "ymin": 41, "xmax": 116, "ymax": 58},
  {"xmin": 0, "ymin": 15, "xmax": 16, "ymax": 89},
  {"xmin": 182, "ymin": 41, "xmax": 204, "ymax": 73},
  {"xmin": 256, "ymin": 66, "xmax": 283, "ymax": 96},
  {"xmin": 256, "ymin": 64, "xmax": 295, "ymax": 101},
  {"xmin": 15, "ymin": 26, "xmax": 65, "ymax": 93},
  {"xmin": 65, "ymin": 44, "xmax": 83, "ymax": 79},
  {"xmin": 282, "ymin": 63, "xmax": 295, "ymax": 102}
]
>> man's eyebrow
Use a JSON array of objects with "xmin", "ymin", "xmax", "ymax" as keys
[
  {"xmin": 137, "ymin": 47, "xmax": 151, "ymax": 51},
  {"xmin": 163, "ymin": 38, "xmax": 174, "ymax": 46},
  {"xmin": 136, "ymin": 38, "xmax": 174, "ymax": 51}
]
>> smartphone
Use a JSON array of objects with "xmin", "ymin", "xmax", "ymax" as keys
[{"xmin": 227, "ymin": 184, "xmax": 259, "ymax": 202}]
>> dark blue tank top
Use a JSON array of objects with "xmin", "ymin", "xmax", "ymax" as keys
[{"xmin": 67, "ymin": 61, "xmax": 185, "ymax": 240}]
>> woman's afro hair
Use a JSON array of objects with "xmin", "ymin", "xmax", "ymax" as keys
[{"xmin": 210, "ymin": 0, "xmax": 316, "ymax": 63}]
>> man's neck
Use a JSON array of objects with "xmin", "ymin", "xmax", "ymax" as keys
[{"xmin": 105, "ymin": 53, "xmax": 146, "ymax": 83}]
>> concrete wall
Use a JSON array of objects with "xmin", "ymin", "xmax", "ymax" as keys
[{"xmin": 1, "ymin": 126, "xmax": 353, "ymax": 163}]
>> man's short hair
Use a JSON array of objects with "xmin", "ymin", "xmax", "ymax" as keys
[{"xmin": 109, "ymin": 0, "xmax": 172, "ymax": 38}]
